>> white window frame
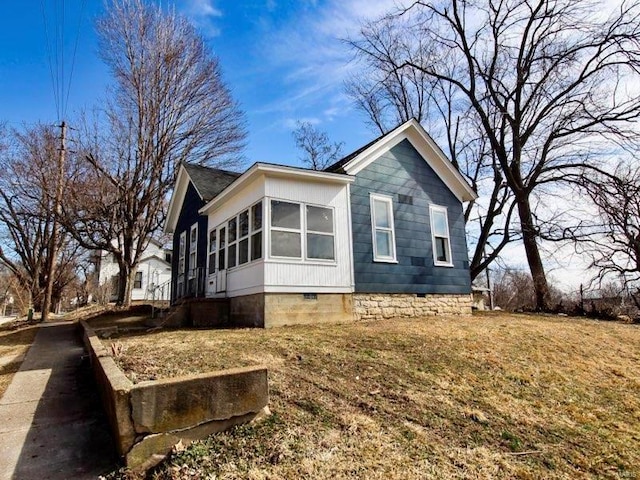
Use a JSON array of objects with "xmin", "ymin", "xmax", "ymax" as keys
[
  {"xmin": 269, "ymin": 200, "xmax": 303, "ymax": 259},
  {"xmin": 220, "ymin": 200, "xmax": 264, "ymax": 271},
  {"xmin": 208, "ymin": 228, "xmax": 217, "ymax": 276},
  {"xmin": 370, "ymin": 193, "xmax": 397, "ymax": 263},
  {"xmin": 227, "ymin": 216, "xmax": 238, "ymax": 268},
  {"xmin": 133, "ymin": 271, "xmax": 143, "ymax": 289},
  {"xmin": 429, "ymin": 204, "xmax": 453, "ymax": 267},
  {"xmin": 268, "ymin": 199, "xmax": 336, "ymax": 262},
  {"xmin": 250, "ymin": 201, "xmax": 263, "ymax": 262},
  {"xmin": 189, "ymin": 223, "xmax": 198, "ymax": 279},
  {"xmin": 178, "ymin": 231, "xmax": 186, "ymax": 276},
  {"xmin": 305, "ymin": 204, "xmax": 335, "ymax": 261},
  {"xmin": 237, "ymin": 209, "xmax": 250, "ymax": 266}
]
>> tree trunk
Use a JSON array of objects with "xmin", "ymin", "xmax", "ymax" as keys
[
  {"xmin": 116, "ymin": 263, "xmax": 132, "ymax": 307},
  {"xmin": 116, "ymin": 262, "xmax": 139, "ymax": 308},
  {"xmin": 516, "ymin": 195, "xmax": 550, "ymax": 311}
]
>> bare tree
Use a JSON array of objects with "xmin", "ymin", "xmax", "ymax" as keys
[
  {"xmin": 292, "ymin": 121, "xmax": 344, "ymax": 170},
  {"xmin": 346, "ymin": 18, "xmax": 516, "ymax": 285},
  {"xmin": 349, "ymin": 0, "xmax": 640, "ymax": 310},
  {"xmin": 62, "ymin": 0, "xmax": 246, "ymax": 306},
  {"xmin": 578, "ymin": 163, "xmax": 640, "ymax": 308},
  {"xmin": 0, "ymin": 124, "xmax": 81, "ymax": 316}
]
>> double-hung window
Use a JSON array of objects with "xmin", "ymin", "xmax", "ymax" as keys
[
  {"xmin": 208, "ymin": 229, "xmax": 216, "ymax": 275},
  {"xmin": 306, "ymin": 205, "xmax": 334, "ymax": 260},
  {"xmin": 370, "ymin": 194, "xmax": 397, "ymax": 262},
  {"xmin": 228, "ymin": 217, "xmax": 237, "ymax": 268},
  {"xmin": 133, "ymin": 271, "xmax": 142, "ymax": 289},
  {"xmin": 189, "ymin": 223, "xmax": 198, "ymax": 278},
  {"xmin": 270, "ymin": 200, "xmax": 302, "ymax": 258},
  {"xmin": 430, "ymin": 204, "xmax": 452, "ymax": 266},
  {"xmin": 178, "ymin": 232, "xmax": 186, "ymax": 277},
  {"xmin": 238, "ymin": 210, "xmax": 250, "ymax": 265},
  {"xmin": 251, "ymin": 202, "xmax": 263, "ymax": 261}
]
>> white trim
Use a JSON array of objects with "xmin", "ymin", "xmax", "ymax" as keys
[
  {"xmin": 188, "ymin": 223, "xmax": 198, "ymax": 279},
  {"xmin": 165, "ymin": 165, "xmax": 190, "ymax": 234},
  {"xmin": 264, "ymin": 285, "xmax": 353, "ymax": 294},
  {"xmin": 269, "ymin": 200, "xmax": 302, "ymax": 259},
  {"xmin": 341, "ymin": 119, "xmax": 477, "ymax": 203},
  {"xmin": 346, "ymin": 183, "xmax": 356, "ymax": 290},
  {"xmin": 370, "ymin": 193, "xmax": 397, "ymax": 263},
  {"xmin": 305, "ymin": 204, "xmax": 335, "ymax": 262},
  {"xmin": 268, "ymin": 198, "xmax": 337, "ymax": 262},
  {"xmin": 199, "ymin": 163, "xmax": 354, "ymax": 216},
  {"xmin": 429, "ymin": 204, "xmax": 454, "ymax": 267},
  {"xmin": 207, "ymin": 227, "xmax": 217, "ymax": 277}
]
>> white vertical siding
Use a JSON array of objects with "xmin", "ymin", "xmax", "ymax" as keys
[
  {"xmin": 264, "ymin": 177, "xmax": 353, "ymax": 291},
  {"xmin": 208, "ymin": 177, "xmax": 265, "ymax": 228},
  {"xmin": 205, "ymin": 173, "xmax": 354, "ymax": 297}
]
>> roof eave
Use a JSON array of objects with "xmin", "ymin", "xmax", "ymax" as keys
[
  {"xmin": 342, "ymin": 118, "xmax": 477, "ymax": 203},
  {"xmin": 199, "ymin": 163, "xmax": 354, "ymax": 215}
]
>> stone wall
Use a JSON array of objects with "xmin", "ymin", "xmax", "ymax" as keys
[{"xmin": 353, "ymin": 293, "xmax": 473, "ymax": 320}]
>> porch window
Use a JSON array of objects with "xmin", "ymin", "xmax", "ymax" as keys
[
  {"xmin": 306, "ymin": 205, "xmax": 334, "ymax": 260},
  {"xmin": 238, "ymin": 209, "xmax": 249, "ymax": 265},
  {"xmin": 430, "ymin": 204, "xmax": 452, "ymax": 266},
  {"xmin": 270, "ymin": 200, "xmax": 302, "ymax": 258},
  {"xmin": 370, "ymin": 194, "xmax": 397, "ymax": 262},
  {"xmin": 228, "ymin": 217, "xmax": 237, "ymax": 268},
  {"xmin": 133, "ymin": 271, "xmax": 143, "ymax": 289},
  {"xmin": 218, "ymin": 226, "xmax": 226, "ymax": 270},
  {"xmin": 251, "ymin": 201, "xmax": 262, "ymax": 261},
  {"xmin": 208, "ymin": 229, "xmax": 216, "ymax": 275},
  {"xmin": 189, "ymin": 223, "xmax": 198, "ymax": 278}
]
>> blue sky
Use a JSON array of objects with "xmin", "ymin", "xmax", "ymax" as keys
[{"xmin": 0, "ymin": 0, "xmax": 397, "ymax": 167}]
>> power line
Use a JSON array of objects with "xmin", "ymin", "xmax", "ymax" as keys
[{"xmin": 41, "ymin": 0, "xmax": 87, "ymax": 122}]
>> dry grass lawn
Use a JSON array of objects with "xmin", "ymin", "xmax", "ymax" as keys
[
  {"xmin": 104, "ymin": 313, "xmax": 640, "ymax": 479},
  {"xmin": 0, "ymin": 321, "xmax": 38, "ymax": 398}
]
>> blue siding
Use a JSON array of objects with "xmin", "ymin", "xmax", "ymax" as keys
[
  {"xmin": 351, "ymin": 139, "xmax": 471, "ymax": 294},
  {"xmin": 171, "ymin": 182, "xmax": 209, "ymax": 301}
]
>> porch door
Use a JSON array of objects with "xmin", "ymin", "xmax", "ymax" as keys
[{"xmin": 216, "ymin": 225, "xmax": 227, "ymax": 293}]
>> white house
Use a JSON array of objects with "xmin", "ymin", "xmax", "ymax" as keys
[{"xmin": 96, "ymin": 238, "xmax": 172, "ymax": 302}]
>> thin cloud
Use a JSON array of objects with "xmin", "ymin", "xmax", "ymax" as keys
[
  {"xmin": 254, "ymin": 0, "xmax": 400, "ymax": 122},
  {"xmin": 180, "ymin": 0, "xmax": 223, "ymax": 37}
]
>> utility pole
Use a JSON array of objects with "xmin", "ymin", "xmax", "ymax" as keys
[{"xmin": 41, "ymin": 121, "xmax": 66, "ymax": 322}]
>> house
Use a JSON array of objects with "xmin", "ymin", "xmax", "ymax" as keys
[
  {"xmin": 96, "ymin": 238, "xmax": 172, "ymax": 302},
  {"xmin": 164, "ymin": 119, "xmax": 478, "ymax": 327}
]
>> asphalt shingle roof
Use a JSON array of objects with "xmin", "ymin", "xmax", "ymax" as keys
[{"xmin": 182, "ymin": 163, "xmax": 241, "ymax": 202}]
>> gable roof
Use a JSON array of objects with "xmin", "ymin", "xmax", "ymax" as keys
[
  {"xmin": 182, "ymin": 163, "xmax": 241, "ymax": 203},
  {"xmin": 326, "ymin": 118, "xmax": 477, "ymax": 203},
  {"xmin": 164, "ymin": 163, "xmax": 241, "ymax": 233}
]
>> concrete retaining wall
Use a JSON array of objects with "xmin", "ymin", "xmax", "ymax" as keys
[
  {"xmin": 80, "ymin": 322, "xmax": 269, "ymax": 471},
  {"xmin": 353, "ymin": 293, "xmax": 473, "ymax": 320}
]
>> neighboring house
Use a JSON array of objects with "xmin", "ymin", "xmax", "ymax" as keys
[
  {"xmin": 96, "ymin": 238, "xmax": 173, "ymax": 302},
  {"xmin": 165, "ymin": 119, "xmax": 478, "ymax": 327}
]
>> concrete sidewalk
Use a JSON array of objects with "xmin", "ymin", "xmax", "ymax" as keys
[{"xmin": 0, "ymin": 322, "xmax": 117, "ymax": 479}]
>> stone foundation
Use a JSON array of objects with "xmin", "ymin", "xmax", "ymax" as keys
[{"xmin": 353, "ymin": 293, "xmax": 473, "ymax": 320}]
